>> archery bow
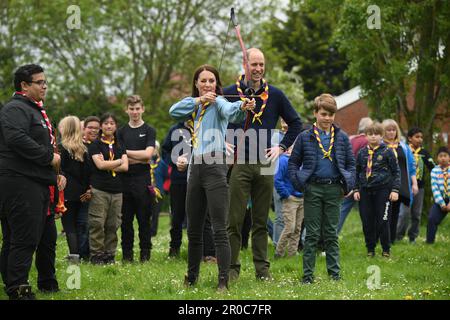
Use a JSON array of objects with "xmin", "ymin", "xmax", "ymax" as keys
[{"xmin": 230, "ymin": 7, "xmax": 255, "ymax": 97}]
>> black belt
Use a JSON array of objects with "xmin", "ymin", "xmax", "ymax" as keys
[{"xmin": 310, "ymin": 177, "xmax": 342, "ymax": 185}]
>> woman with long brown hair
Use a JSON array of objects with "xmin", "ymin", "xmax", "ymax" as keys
[{"xmin": 169, "ymin": 64, "xmax": 255, "ymax": 291}]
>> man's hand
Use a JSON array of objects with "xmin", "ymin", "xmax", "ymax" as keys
[
  {"xmin": 241, "ymin": 98, "xmax": 255, "ymax": 112},
  {"xmin": 344, "ymin": 190, "xmax": 354, "ymax": 198},
  {"xmin": 441, "ymin": 203, "xmax": 450, "ymax": 212},
  {"xmin": 412, "ymin": 183, "xmax": 419, "ymax": 196},
  {"xmin": 57, "ymin": 175, "xmax": 67, "ymax": 191},
  {"xmin": 389, "ymin": 192, "xmax": 399, "ymax": 202},
  {"xmin": 80, "ymin": 189, "xmax": 92, "ymax": 202},
  {"xmin": 51, "ymin": 153, "xmax": 61, "ymax": 168},
  {"xmin": 176, "ymin": 154, "xmax": 188, "ymax": 172},
  {"xmin": 353, "ymin": 191, "xmax": 360, "ymax": 201},
  {"xmin": 265, "ymin": 146, "xmax": 284, "ymax": 162}
]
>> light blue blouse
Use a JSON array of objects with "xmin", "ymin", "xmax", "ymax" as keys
[{"xmin": 169, "ymin": 96, "xmax": 245, "ymax": 156}]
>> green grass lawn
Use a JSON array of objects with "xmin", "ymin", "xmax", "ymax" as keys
[{"xmin": 0, "ymin": 209, "xmax": 449, "ymax": 300}]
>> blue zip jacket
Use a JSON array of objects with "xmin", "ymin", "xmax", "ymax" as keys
[
  {"xmin": 275, "ymin": 154, "xmax": 302, "ymax": 199},
  {"xmin": 399, "ymin": 141, "xmax": 416, "ymax": 206},
  {"xmin": 288, "ymin": 125, "xmax": 356, "ymax": 194},
  {"xmin": 355, "ymin": 143, "xmax": 400, "ymax": 192}
]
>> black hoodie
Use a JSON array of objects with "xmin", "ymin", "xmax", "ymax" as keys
[{"xmin": 0, "ymin": 94, "xmax": 56, "ymax": 186}]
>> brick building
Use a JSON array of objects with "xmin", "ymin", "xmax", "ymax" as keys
[{"xmin": 333, "ymin": 86, "xmax": 449, "ymax": 148}]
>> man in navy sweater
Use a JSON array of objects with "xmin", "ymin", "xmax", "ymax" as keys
[{"xmin": 224, "ymin": 48, "xmax": 302, "ymax": 281}]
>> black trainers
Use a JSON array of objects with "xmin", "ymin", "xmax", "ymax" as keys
[
  {"xmin": 90, "ymin": 254, "xmax": 105, "ymax": 265},
  {"xmin": 140, "ymin": 250, "xmax": 151, "ymax": 262},
  {"xmin": 103, "ymin": 253, "xmax": 116, "ymax": 264},
  {"xmin": 330, "ymin": 274, "xmax": 341, "ymax": 281},
  {"xmin": 256, "ymin": 272, "xmax": 273, "ymax": 281},
  {"xmin": 217, "ymin": 276, "xmax": 229, "ymax": 292},
  {"xmin": 9, "ymin": 285, "xmax": 36, "ymax": 300},
  {"xmin": 38, "ymin": 281, "xmax": 59, "ymax": 293},
  {"xmin": 122, "ymin": 251, "xmax": 134, "ymax": 263},
  {"xmin": 168, "ymin": 247, "xmax": 180, "ymax": 258},
  {"xmin": 184, "ymin": 274, "xmax": 197, "ymax": 287},
  {"xmin": 301, "ymin": 276, "xmax": 314, "ymax": 284}
]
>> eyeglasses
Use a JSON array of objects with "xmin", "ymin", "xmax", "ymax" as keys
[{"xmin": 29, "ymin": 80, "xmax": 48, "ymax": 87}]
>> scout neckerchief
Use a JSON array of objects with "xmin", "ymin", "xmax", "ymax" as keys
[
  {"xmin": 313, "ymin": 123, "xmax": 335, "ymax": 161},
  {"xmin": 15, "ymin": 91, "xmax": 55, "ymax": 146},
  {"xmin": 366, "ymin": 145, "xmax": 380, "ymax": 179},
  {"xmin": 236, "ymin": 74, "xmax": 269, "ymax": 125},
  {"xmin": 386, "ymin": 141, "xmax": 399, "ymax": 158},
  {"xmin": 179, "ymin": 122, "xmax": 193, "ymax": 147},
  {"xmin": 150, "ymin": 156, "xmax": 162, "ymax": 202},
  {"xmin": 409, "ymin": 144, "xmax": 422, "ymax": 179},
  {"xmin": 186, "ymin": 101, "xmax": 210, "ymax": 148},
  {"xmin": 443, "ymin": 166, "xmax": 449, "ymax": 200},
  {"xmin": 100, "ymin": 133, "xmax": 117, "ymax": 177}
]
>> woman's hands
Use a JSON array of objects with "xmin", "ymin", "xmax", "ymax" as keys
[{"xmin": 198, "ymin": 92, "xmax": 217, "ymax": 105}]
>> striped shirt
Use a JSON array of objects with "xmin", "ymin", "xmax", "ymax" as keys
[{"xmin": 431, "ymin": 165, "xmax": 449, "ymax": 207}]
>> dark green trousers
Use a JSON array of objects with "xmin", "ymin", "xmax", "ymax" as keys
[
  {"xmin": 228, "ymin": 164, "xmax": 273, "ymax": 277},
  {"xmin": 302, "ymin": 183, "xmax": 343, "ymax": 280}
]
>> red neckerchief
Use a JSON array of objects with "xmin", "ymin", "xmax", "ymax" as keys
[{"xmin": 15, "ymin": 91, "xmax": 55, "ymax": 147}]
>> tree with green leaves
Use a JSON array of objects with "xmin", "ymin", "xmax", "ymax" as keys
[
  {"xmin": 335, "ymin": 0, "xmax": 450, "ymax": 147},
  {"xmin": 262, "ymin": 0, "xmax": 351, "ymax": 102}
]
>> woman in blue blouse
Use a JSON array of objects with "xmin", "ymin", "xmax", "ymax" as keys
[{"xmin": 170, "ymin": 64, "xmax": 255, "ymax": 291}]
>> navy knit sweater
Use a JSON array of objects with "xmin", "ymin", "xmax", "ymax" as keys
[{"xmin": 224, "ymin": 79, "xmax": 302, "ymax": 161}]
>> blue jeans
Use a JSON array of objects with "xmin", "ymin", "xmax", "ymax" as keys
[
  {"xmin": 272, "ymin": 188, "xmax": 284, "ymax": 245},
  {"xmin": 337, "ymin": 196, "xmax": 357, "ymax": 234}
]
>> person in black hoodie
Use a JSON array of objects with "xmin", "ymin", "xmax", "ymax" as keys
[
  {"xmin": 162, "ymin": 121, "xmax": 191, "ymax": 258},
  {"xmin": 353, "ymin": 122, "xmax": 400, "ymax": 257},
  {"xmin": 0, "ymin": 64, "xmax": 64, "ymax": 299},
  {"xmin": 58, "ymin": 116, "xmax": 91, "ymax": 263}
]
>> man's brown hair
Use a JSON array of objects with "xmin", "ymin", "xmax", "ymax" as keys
[
  {"xmin": 313, "ymin": 93, "xmax": 337, "ymax": 114},
  {"xmin": 126, "ymin": 94, "xmax": 144, "ymax": 108}
]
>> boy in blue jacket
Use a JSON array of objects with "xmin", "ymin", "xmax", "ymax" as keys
[
  {"xmin": 288, "ymin": 93, "xmax": 355, "ymax": 284},
  {"xmin": 274, "ymin": 146, "xmax": 304, "ymax": 258}
]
